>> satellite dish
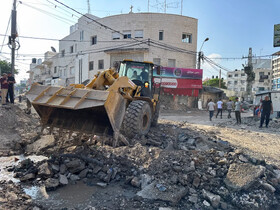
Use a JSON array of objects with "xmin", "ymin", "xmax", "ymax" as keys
[{"xmin": 51, "ymin": 46, "xmax": 57, "ymax": 52}]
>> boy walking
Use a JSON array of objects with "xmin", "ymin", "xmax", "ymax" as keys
[
  {"xmin": 207, "ymin": 99, "xmax": 216, "ymax": 121},
  {"xmin": 234, "ymin": 97, "xmax": 242, "ymax": 124},
  {"xmin": 226, "ymin": 99, "xmax": 233, "ymax": 118},
  {"xmin": 216, "ymin": 99, "xmax": 223, "ymax": 119}
]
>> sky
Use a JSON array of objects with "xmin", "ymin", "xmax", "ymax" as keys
[{"xmin": 0, "ymin": 0, "xmax": 280, "ymax": 81}]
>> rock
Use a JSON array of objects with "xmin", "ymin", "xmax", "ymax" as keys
[
  {"xmin": 96, "ymin": 182, "xmax": 107, "ymax": 188},
  {"xmin": 79, "ymin": 169, "xmax": 89, "ymax": 178},
  {"xmin": 59, "ymin": 164, "xmax": 67, "ymax": 174},
  {"xmin": 66, "ymin": 159, "xmax": 85, "ymax": 174},
  {"xmin": 218, "ymin": 158, "xmax": 228, "ymax": 165},
  {"xmin": 7, "ymin": 192, "xmax": 18, "ymax": 201},
  {"xmin": 26, "ymin": 135, "xmax": 55, "ymax": 153},
  {"xmin": 69, "ymin": 174, "xmax": 80, "ymax": 181},
  {"xmin": 220, "ymin": 201, "xmax": 228, "ymax": 210},
  {"xmin": 261, "ymin": 182, "xmax": 276, "ymax": 193},
  {"xmin": 59, "ymin": 174, "xmax": 68, "ymax": 185},
  {"xmin": 38, "ymin": 162, "xmax": 52, "ymax": 177},
  {"xmin": 45, "ymin": 178, "xmax": 59, "ymax": 190},
  {"xmin": 202, "ymin": 189, "xmax": 221, "ymax": 208},
  {"xmin": 192, "ymin": 177, "xmax": 200, "ymax": 188},
  {"xmin": 187, "ymin": 138, "xmax": 195, "ymax": 145},
  {"xmin": 20, "ymin": 173, "xmax": 35, "ymax": 181},
  {"xmin": 103, "ymin": 168, "xmax": 113, "ymax": 183},
  {"xmin": 224, "ymin": 163, "xmax": 265, "ymax": 191},
  {"xmin": 131, "ymin": 177, "xmax": 141, "ymax": 188},
  {"xmin": 173, "ymin": 166, "xmax": 182, "ymax": 172},
  {"xmin": 137, "ymin": 182, "xmax": 187, "ymax": 204},
  {"xmin": 51, "ymin": 164, "xmax": 60, "ymax": 172},
  {"xmin": 188, "ymin": 195, "xmax": 198, "ymax": 203},
  {"xmin": 93, "ymin": 166, "xmax": 102, "ymax": 174},
  {"xmin": 140, "ymin": 174, "xmax": 152, "ymax": 189},
  {"xmin": 203, "ymin": 200, "xmax": 211, "ymax": 207},
  {"xmin": 238, "ymin": 155, "xmax": 248, "ymax": 162}
]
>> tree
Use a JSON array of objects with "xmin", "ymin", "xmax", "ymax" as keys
[
  {"xmin": 203, "ymin": 78, "xmax": 227, "ymax": 89},
  {"xmin": 0, "ymin": 60, "xmax": 19, "ymax": 75}
]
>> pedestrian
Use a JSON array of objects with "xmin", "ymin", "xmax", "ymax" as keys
[
  {"xmin": 226, "ymin": 99, "xmax": 233, "ymax": 118},
  {"xmin": 0, "ymin": 73, "xmax": 9, "ymax": 105},
  {"xmin": 259, "ymin": 96, "xmax": 273, "ymax": 128},
  {"xmin": 234, "ymin": 97, "xmax": 242, "ymax": 125},
  {"xmin": 216, "ymin": 99, "xmax": 223, "ymax": 119},
  {"xmin": 207, "ymin": 99, "xmax": 216, "ymax": 121},
  {"xmin": 6, "ymin": 72, "xmax": 16, "ymax": 104}
]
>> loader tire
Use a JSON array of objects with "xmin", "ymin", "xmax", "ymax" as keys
[{"xmin": 123, "ymin": 100, "xmax": 152, "ymax": 139}]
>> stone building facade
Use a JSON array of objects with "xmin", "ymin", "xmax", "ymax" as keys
[{"xmin": 29, "ymin": 12, "xmax": 198, "ymax": 85}]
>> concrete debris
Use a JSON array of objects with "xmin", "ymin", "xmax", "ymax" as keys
[
  {"xmin": 1, "ymin": 105, "xmax": 280, "ymax": 209},
  {"xmin": 224, "ymin": 163, "xmax": 265, "ymax": 191}
]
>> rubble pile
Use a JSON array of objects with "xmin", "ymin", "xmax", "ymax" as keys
[
  {"xmin": 0, "ymin": 105, "xmax": 40, "ymax": 156},
  {"xmin": 217, "ymin": 116, "xmax": 279, "ymax": 130},
  {"xmin": 10, "ymin": 125, "xmax": 280, "ymax": 209},
  {"xmin": 0, "ymin": 180, "xmax": 40, "ymax": 210}
]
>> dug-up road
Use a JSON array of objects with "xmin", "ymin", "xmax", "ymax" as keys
[{"xmin": 161, "ymin": 110, "xmax": 280, "ymax": 168}]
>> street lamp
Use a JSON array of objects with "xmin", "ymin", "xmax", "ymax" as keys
[{"xmin": 197, "ymin": 37, "xmax": 209, "ymax": 69}]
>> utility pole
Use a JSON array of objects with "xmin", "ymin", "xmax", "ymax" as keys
[
  {"xmin": 197, "ymin": 52, "xmax": 202, "ymax": 69},
  {"xmin": 244, "ymin": 47, "xmax": 254, "ymax": 102},
  {"xmin": 219, "ymin": 69, "xmax": 221, "ymax": 88},
  {"xmin": 10, "ymin": 0, "xmax": 17, "ymax": 76}
]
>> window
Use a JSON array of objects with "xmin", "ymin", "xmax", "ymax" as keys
[
  {"xmin": 123, "ymin": 30, "xmax": 131, "ymax": 39},
  {"xmin": 64, "ymin": 69, "xmax": 67, "ymax": 77},
  {"xmin": 182, "ymin": 33, "xmax": 192, "ymax": 43},
  {"xmin": 61, "ymin": 50, "xmax": 65, "ymax": 57},
  {"xmin": 168, "ymin": 59, "xmax": 176, "ymax": 67},
  {"xmin": 54, "ymin": 66, "xmax": 57, "ymax": 74},
  {"xmin": 159, "ymin": 30, "xmax": 164, "ymax": 40},
  {"xmin": 241, "ymin": 73, "xmax": 245, "ymax": 76},
  {"xmin": 135, "ymin": 30, "xmax": 143, "ymax": 38},
  {"xmin": 112, "ymin": 32, "xmax": 120, "ymax": 40},
  {"xmin": 80, "ymin": 30, "xmax": 84, "ymax": 41},
  {"xmin": 89, "ymin": 61, "xmax": 94, "ymax": 71},
  {"xmin": 70, "ymin": 46, "xmax": 74, "ymax": 53},
  {"xmin": 59, "ymin": 70, "xmax": 62, "ymax": 77},
  {"xmin": 240, "ymin": 88, "xmax": 245, "ymax": 91},
  {"xmin": 98, "ymin": 60, "xmax": 104, "ymax": 69},
  {"xmin": 268, "ymin": 72, "xmax": 270, "ymax": 75},
  {"xmin": 234, "ymin": 81, "xmax": 238, "ymax": 85},
  {"xmin": 241, "ymin": 80, "xmax": 246, "ymax": 84},
  {"xmin": 153, "ymin": 58, "xmax": 161, "ymax": 65},
  {"xmin": 227, "ymin": 81, "xmax": 232, "ymax": 85},
  {"xmin": 259, "ymin": 87, "xmax": 265, "ymax": 91},
  {"xmin": 91, "ymin": 36, "xmax": 97, "ymax": 45},
  {"xmin": 70, "ymin": 66, "xmax": 75, "ymax": 75},
  {"xmin": 228, "ymin": 74, "xmax": 232, "ymax": 78},
  {"xmin": 259, "ymin": 72, "xmax": 264, "ymax": 76},
  {"xmin": 234, "ymin": 74, "xmax": 238, "ymax": 77}
]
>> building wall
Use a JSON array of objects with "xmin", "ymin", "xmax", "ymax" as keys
[
  {"xmin": 227, "ymin": 70, "xmax": 247, "ymax": 92},
  {"xmin": 272, "ymin": 56, "xmax": 280, "ymax": 90},
  {"xmin": 29, "ymin": 13, "xmax": 198, "ymax": 85}
]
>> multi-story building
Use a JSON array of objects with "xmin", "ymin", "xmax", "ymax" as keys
[
  {"xmin": 272, "ymin": 54, "xmax": 280, "ymax": 90},
  {"xmin": 29, "ymin": 12, "xmax": 198, "ymax": 85},
  {"xmin": 227, "ymin": 58, "xmax": 272, "ymax": 96}
]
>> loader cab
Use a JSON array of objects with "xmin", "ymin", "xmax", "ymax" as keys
[{"xmin": 118, "ymin": 60, "xmax": 154, "ymax": 96}]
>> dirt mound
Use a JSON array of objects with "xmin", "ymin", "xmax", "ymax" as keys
[{"xmin": 0, "ymin": 105, "xmax": 40, "ymax": 156}]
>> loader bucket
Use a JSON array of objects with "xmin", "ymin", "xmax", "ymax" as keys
[{"xmin": 25, "ymin": 82, "xmax": 130, "ymax": 136}]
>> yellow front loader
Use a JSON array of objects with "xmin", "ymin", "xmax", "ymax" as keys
[{"xmin": 26, "ymin": 60, "xmax": 161, "ymax": 146}]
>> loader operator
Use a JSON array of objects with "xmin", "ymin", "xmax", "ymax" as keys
[
  {"xmin": 131, "ymin": 71, "xmax": 140, "ymax": 80},
  {"xmin": 140, "ymin": 68, "xmax": 149, "ymax": 82}
]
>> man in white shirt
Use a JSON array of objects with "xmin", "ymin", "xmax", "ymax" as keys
[
  {"xmin": 216, "ymin": 99, "xmax": 223, "ymax": 119},
  {"xmin": 207, "ymin": 99, "xmax": 216, "ymax": 121},
  {"xmin": 235, "ymin": 97, "xmax": 242, "ymax": 124}
]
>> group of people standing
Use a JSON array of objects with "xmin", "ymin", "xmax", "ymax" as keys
[
  {"xmin": 207, "ymin": 96, "xmax": 273, "ymax": 127},
  {"xmin": 0, "ymin": 72, "xmax": 16, "ymax": 105}
]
